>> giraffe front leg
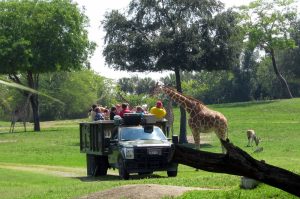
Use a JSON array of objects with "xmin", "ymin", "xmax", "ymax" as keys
[
  {"xmin": 191, "ymin": 128, "xmax": 201, "ymax": 171},
  {"xmin": 220, "ymin": 141, "xmax": 226, "ymax": 154},
  {"xmin": 216, "ymin": 129, "xmax": 227, "ymax": 154}
]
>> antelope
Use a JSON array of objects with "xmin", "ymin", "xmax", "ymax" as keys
[{"xmin": 246, "ymin": 129, "xmax": 260, "ymax": 147}]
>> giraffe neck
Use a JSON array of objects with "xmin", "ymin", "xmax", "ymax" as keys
[{"xmin": 162, "ymin": 87, "xmax": 195, "ymax": 113}]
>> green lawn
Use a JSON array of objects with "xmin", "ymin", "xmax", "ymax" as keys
[{"xmin": 0, "ymin": 99, "xmax": 299, "ymax": 198}]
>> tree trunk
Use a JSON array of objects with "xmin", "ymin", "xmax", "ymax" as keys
[
  {"xmin": 270, "ymin": 48, "xmax": 293, "ymax": 99},
  {"xmin": 172, "ymin": 140, "xmax": 300, "ymax": 197},
  {"xmin": 30, "ymin": 93, "xmax": 40, "ymax": 131},
  {"xmin": 27, "ymin": 71, "xmax": 40, "ymax": 131},
  {"xmin": 174, "ymin": 67, "xmax": 187, "ymax": 144}
]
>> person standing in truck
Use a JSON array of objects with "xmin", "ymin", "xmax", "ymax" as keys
[
  {"xmin": 150, "ymin": 101, "xmax": 166, "ymax": 120},
  {"xmin": 115, "ymin": 104, "xmax": 122, "ymax": 115},
  {"xmin": 109, "ymin": 106, "xmax": 118, "ymax": 120},
  {"xmin": 135, "ymin": 106, "xmax": 145, "ymax": 115},
  {"xmin": 94, "ymin": 107, "xmax": 104, "ymax": 121},
  {"xmin": 119, "ymin": 103, "xmax": 131, "ymax": 118},
  {"xmin": 89, "ymin": 104, "xmax": 97, "ymax": 121}
]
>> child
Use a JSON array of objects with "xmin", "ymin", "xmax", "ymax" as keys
[{"xmin": 94, "ymin": 107, "xmax": 104, "ymax": 121}]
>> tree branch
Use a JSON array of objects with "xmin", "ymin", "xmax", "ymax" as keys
[{"xmin": 172, "ymin": 140, "xmax": 300, "ymax": 197}]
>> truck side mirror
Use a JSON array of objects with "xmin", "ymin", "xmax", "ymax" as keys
[
  {"xmin": 143, "ymin": 125, "xmax": 153, "ymax": 133},
  {"xmin": 172, "ymin": 135, "xmax": 179, "ymax": 144}
]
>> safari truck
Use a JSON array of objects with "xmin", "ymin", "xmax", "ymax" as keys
[{"xmin": 79, "ymin": 114, "xmax": 178, "ymax": 180}]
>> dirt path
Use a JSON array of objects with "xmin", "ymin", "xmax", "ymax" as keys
[
  {"xmin": 79, "ymin": 184, "xmax": 219, "ymax": 199},
  {"xmin": 0, "ymin": 163, "xmax": 87, "ymax": 177}
]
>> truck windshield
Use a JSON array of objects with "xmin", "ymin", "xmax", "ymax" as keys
[{"xmin": 120, "ymin": 126, "xmax": 167, "ymax": 141}]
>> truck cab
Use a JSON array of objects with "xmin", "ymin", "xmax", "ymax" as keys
[{"xmin": 80, "ymin": 114, "xmax": 178, "ymax": 180}]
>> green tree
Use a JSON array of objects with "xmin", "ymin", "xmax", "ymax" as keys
[
  {"xmin": 103, "ymin": 0, "xmax": 242, "ymax": 143},
  {"xmin": 117, "ymin": 77, "xmax": 136, "ymax": 94},
  {"xmin": 276, "ymin": 20, "xmax": 300, "ymax": 96},
  {"xmin": 117, "ymin": 76, "xmax": 155, "ymax": 95},
  {"xmin": 135, "ymin": 77, "xmax": 156, "ymax": 95},
  {"xmin": 239, "ymin": 0, "xmax": 297, "ymax": 99},
  {"xmin": 0, "ymin": 0, "xmax": 95, "ymax": 131},
  {"xmin": 230, "ymin": 49, "xmax": 259, "ymax": 102},
  {"xmin": 0, "ymin": 77, "xmax": 15, "ymax": 120},
  {"xmin": 39, "ymin": 70, "xmax": 112, "ymax": 120}
]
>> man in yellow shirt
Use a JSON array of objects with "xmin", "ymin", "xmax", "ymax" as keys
[{"xmin": 150, "ymin": 101, "xmax": 166, "ymax": 119}]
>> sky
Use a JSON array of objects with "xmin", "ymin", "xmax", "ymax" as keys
[{"xmin": 73, "ymin": 0, "xmax": 255, "ymax": 80}]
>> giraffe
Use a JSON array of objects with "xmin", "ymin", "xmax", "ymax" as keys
[
  {"xmin": 154, "ymin": 84, "xmax": 228, "ymax": 152},
  {"xmin": 9, "ymin": 94, "xmax": 31, "ymax": 133}
]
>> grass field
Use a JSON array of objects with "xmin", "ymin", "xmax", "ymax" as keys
[{"xmin": 0, "ymin": 98, "xmax": 299, "ymax": 198}]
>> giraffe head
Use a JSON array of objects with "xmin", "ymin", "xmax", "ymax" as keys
[{"xmin": 151, "ymin": 82, "xmax": 163, "ymax": 96}]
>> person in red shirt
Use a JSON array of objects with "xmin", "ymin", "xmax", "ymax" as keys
[{"xmin": 119, "ymin": 103, "xmax": 131, "ymax": 117}]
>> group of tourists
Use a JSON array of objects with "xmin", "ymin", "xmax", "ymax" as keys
[{"xmin": 89, "ymin": 100, "xmax": 167, "ymax": 122}]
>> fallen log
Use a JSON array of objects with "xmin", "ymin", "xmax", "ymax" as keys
[{"xmin": 172, "ymin": 139, "xmax": 300, "ymax": 197}]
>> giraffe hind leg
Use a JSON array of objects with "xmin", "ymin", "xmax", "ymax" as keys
[
  {"xmin": 9, "ymin": 123, "xmax": 12, "ymax": 133},
  {"xmin": 191, "ymin": 129, "xmax": 200, "ymax": 150},
  {"xmin": 10, "ymin": 122, "xmax": 15, "ymax": 133},
  {"xmin": 23, "ymin": 122, "xmax": 27, "ymax": 132}
]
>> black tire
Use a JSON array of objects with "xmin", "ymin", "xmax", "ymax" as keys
[
  {"xmin": 118, "ymin": 158, "xmax": 129, "ymax": 180},
  {"xmin": 97, "ymin": 156, "xmax": 108, "ymax": 176},
  {"xmin": 86, "ymin": 154, "xmax": 108, "ymax": 177},
  {"xmin": 167, "ymin": 170, "xmax": 177, "ymax": 177}
]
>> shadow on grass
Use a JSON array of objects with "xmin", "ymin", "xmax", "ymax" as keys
[{"xmin": 76, "ymin": 173, "xmax": 166, "ymax": 182}]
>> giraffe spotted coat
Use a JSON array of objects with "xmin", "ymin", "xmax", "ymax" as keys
[{"xmin": 154, "ymin": 85, "xmax": 228, "ymax": 150}]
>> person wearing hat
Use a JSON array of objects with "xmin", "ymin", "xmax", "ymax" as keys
[{"xmin": 150, "ymin": 101, "xmax": 166, "ymax": 119}]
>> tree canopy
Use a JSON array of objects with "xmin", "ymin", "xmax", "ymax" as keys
[
  {"xmin": 103, "ymin": 0, "xmax": 242, "ymax": 143},
  {"xmin": 103, "ymin": 0, "xmax": 241, "ymax": 73},
  {"xmin": 0, "ymin": 0, "xmax": 95, "ymax": 131},
  {"xmin": 239, "ymin": 0, "xmax": 297, "ymax": 98},
  {"xmin": 0, "ymin": 0, "xmax": 94, "ymax": 74}
]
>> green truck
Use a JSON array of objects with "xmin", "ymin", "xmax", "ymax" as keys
[{"xmin": 79, "ymin": 114, "xmax": 178, "ymax": 180}]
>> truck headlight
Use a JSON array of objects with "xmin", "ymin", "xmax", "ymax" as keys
[{"xmin": 123, "ymin": 148, "xmax": 134, "ymax": 159}]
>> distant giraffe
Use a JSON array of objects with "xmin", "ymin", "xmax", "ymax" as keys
[
  {"xmin": 9, "ymin": 94, "xmax": 31, "ymax": 133},
  {"xmin": 154, "ymin": 84, "xmax": 228, "ymax": 152},
  {"xmin": 164, "ymin": 98, "xmax": 174, "ymax": 137}
]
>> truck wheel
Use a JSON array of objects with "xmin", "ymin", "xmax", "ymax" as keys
[
  {"xmin": 167, "ymin": 170, "xmax": 177, "ymax": 177},
  {"xmin": 98, "ymin": 156, "xmax": 108, "ymax": 176},
  {"xmin": 86, "ymin": 154, "xmax": 108, "ymax": 177},
  {"xmin": 118, "ymin": 158, "xmax": 129, "ymax": 180}
]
